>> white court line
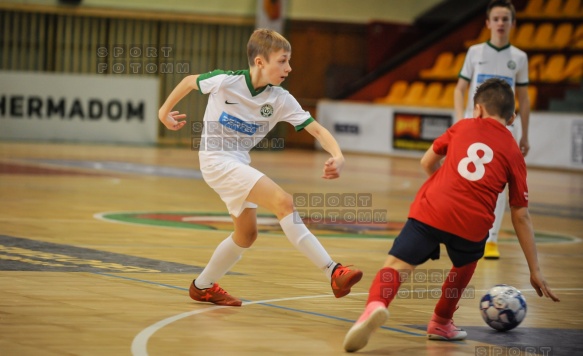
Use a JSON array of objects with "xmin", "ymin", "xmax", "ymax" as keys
[
  {"xmin": 131, "ymin": 305, "xmax": 225, "ymax": 356},
  {"xmin": 131, "ymin": 288, "xmax": 583, "ymax": 356},
  {"xmin": 130, "ymin": 292, "xmax": 358, "ymax": 356}
]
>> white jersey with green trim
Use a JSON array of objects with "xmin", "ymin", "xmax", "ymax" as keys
[
  {"xmin": 459, "ymin": 41, "xmax": 529, "ymax": 118},
  {"xmin": 196, "ymin": 69, "xmax": 313, "ymax": 165}
]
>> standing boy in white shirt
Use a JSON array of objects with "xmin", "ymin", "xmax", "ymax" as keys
[{"xmin": 454, "ymin": 0, "xmax": 531, "ymax": 259}]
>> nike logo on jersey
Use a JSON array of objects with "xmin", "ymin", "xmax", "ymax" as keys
[{"xmin": 225, "ymin": 100, "xmax": 238, "ymax": 105}]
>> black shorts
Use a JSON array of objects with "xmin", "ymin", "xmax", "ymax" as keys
[{"xmin": 389, "ymin": 218, "xmax": 488, "ymax": 267}]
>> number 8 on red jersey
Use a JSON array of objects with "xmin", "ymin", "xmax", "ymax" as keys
[{"xmin": 457, "ymin": 143, "xmax": 494, "ymax": 181}]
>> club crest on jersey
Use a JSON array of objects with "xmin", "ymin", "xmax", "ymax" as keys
[
  {"xmin": 260, "ymin": 104, "xmax": 274, "ymax": 118},
  {"xmin": 507, "ymin": 60, "xmax": 516, "ymax": 70}
]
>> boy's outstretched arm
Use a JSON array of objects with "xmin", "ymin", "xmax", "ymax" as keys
[
  {"xmin": 303, "ymin": 121, "xmax": 345, "ymax": 179},
  {"xmin": 420, "ymin": 144, "xmax": 445, "ymax": 176},
  {"xmin": 158, "ymin": 74, "xmax": 200, "ymax": 130},
  {"xmin": 511, "ymin": 206, "xmax": 560, "ymax": 302}
]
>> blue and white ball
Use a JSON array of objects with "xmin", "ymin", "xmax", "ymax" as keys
[{"xmin": 480, "ymin": 284, "xmax": 527, "ymax": 331}]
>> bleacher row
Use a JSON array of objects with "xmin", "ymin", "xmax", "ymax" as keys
[
  {"xmin": 375, "ymin": 0, "xmax": 582, "ymax": 110},
  {"xmin": 418, "ymin": 52, "xmax": 582, "ymax": 83},
  {"xmin": 466, "ymin": 22, "xmax": 583, "ymax": 49},
  {"xmin": 374, "ymin": 81, "xmax": 538, "ymax": 109},
  {"xmin": 517, "ymin": 0, "xmax": 583, "ymax": 18}
]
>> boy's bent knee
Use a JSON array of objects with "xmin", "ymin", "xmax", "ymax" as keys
[
  {"xmin": 272, "ymin": 192, "xmax": 295, "ymax": 219},
  {"xmin": 233, "ymin": 231, "xmax": 258, "ymax": 248}
]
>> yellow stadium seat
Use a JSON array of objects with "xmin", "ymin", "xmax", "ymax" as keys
[
  {"xmin": 573, "ymin": 25, "xmax": 583, "ymax": 49},
  {"xmin": 465, "ymin": 27, "xmax": 489, "ymax": 48},
  {"xmin": 450, "ymin": 53, "xmax": 466, "ymax": 79},
  {"xmin": 419, "ymin": 82, "xmax": 444, "ymax": 107},
  {"xmin": 401, "ymin": 81, "xmax": 426, "ymax": 106},
  {"xmin": 531, "ymin": 23, "xmax": 554, "ymax": 49},
  {"xmin": 420, "ymin": 52, "xmax": 454, "ymax": 79},
  {"xmin": 539, "ymin": 54, "xmax": 567, "ymax": 82},
  {"xmin": 543, "ymin": 0, "xmax": 565, "ymax": 17},
  {"xmin": 562, "ymin": 0, "xmax": 582, "ymax": 17},
  {"xmin": 562, "ymin": 55, "xmax": 583, "ymax": 81},
  {"xmin": 374, "ymin": 80, "xmax": 408, "ymax": 105},
  {"xmin": 513, "ymin": 23, "xmax": 535, "ymax": 48},
  {"xmin": 529, "ymin": 86, "xmax": 538, "ymax": 110},
  {"xmin": 518, "ymin": 0, "xmax": 545, "ymax": 17},
  {"xmin": 550, "ymin": 23, "xmax": 574, "ymax": 49},
  {"xmin": 516, "ymin": 86, "xmax": 538, "ymax": 111},
  {"xmin": 436, "ymin": 83, "xmax": 457, "ymax": 108},
  {"xmin": 529, "ymin": 54, "xmax": 546, "ymax": 82},
  {"xmin": 425, "ymin": 53, "xmax": 465, "ymax": 80}
]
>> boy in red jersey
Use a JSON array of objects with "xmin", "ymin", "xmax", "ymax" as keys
[{"xmin": 343, "ymin": 78, "xmax": 559, "ymax": 352}]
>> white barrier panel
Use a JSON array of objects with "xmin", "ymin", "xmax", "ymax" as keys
[
  {"xmin": 0, "ymin": 71, "xmax": 159, "ymax": 144},
  {"xmin": 523, "ymin": 112, "xmax": 583, "ymax": 171},
  {"xmin": 316, "ymin": 100, "xmax": 583, "ymax": 171},
  {"xmin": 317, "ymin": 101, "xmax": 393, "ymax": 155},
  {"xmin": 317, "ymin": 100, "xmax": 453, "ymax": 158}
]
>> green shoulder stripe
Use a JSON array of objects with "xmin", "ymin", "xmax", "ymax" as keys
[
  {"xmin": 295, "ymin": 117, "xmax": 315, "ymax": 131},
  {"xmin": 458, "ymin": 73, "xmax": 471, "ymax": 82}
]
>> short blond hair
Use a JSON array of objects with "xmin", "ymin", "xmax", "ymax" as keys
[{"xmin": 247, "ymin": 28, "xmax": 291, "ymax": 67}]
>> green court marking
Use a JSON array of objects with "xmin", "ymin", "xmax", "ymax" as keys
[
  {"xmin": 97, "ymin": 212, "xmax": 578, "ymax": 243},
  {"xmin": 102, "ymin": 212, "xmax": 216, "ymax": 230}
]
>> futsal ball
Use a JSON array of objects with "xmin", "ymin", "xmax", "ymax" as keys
[{"xmin": 479, "ymin": 284, "xmax": 527, "ymax": 331}]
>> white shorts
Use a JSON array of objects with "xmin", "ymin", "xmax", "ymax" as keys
[{"xmin": 200, "ymin": 159, "xmax": 264, "ymax": 217}]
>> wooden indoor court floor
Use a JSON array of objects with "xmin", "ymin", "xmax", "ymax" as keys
[{"xmin": 1, "ymin": 141, "xmax": 582, "ymax": 356}]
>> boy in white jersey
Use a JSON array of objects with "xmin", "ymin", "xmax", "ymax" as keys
[
  {"xmin": 158, "ymin": 29, "xmax": 362, "ymax": 306},
  {"xmin": 454, "ymin": 0, "xmax": 531, "ymax": 259}
]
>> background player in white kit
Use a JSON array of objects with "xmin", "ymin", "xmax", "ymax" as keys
[
  {"xmin": 454, "ymin": 0, "xmax": 530, "ymax": 259},
  {"xmin": 158, "ymin": 28, "xmax": 362, "ymax": 306}
]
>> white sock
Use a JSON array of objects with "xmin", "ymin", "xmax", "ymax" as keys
[
  {"xmin": 488, "ymin": 190, "xmax": 507, "ymax": 243},
  {"xmin": 195, "ymin": 234, "xmax": 246, "ymax": 289},
  {"xmin": 279, "ymin": 211, "xmax": 337, "ymax": 281},
  {"xmin": 324, "ymin": 261, "xmax": 339, "ymax": 280}
]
